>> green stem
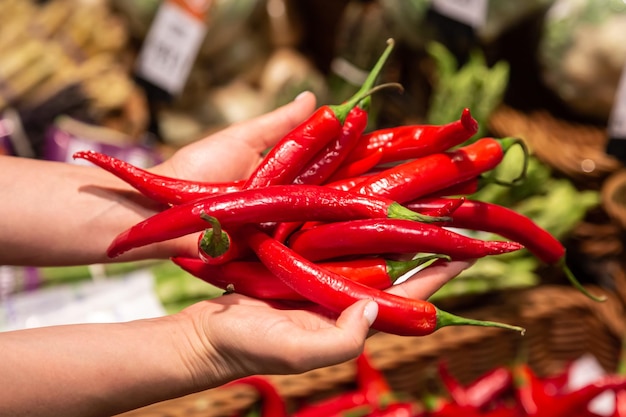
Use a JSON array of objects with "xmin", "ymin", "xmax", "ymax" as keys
[
  {"xmin": 388, "ymin": 202, "xmax": 450, "ymax": 223},
  {"xmin": 328, "ymin": 38, "xmax": 395, "ymax": 124},
  {"xmin": 558, "ymin": 257, "xmax": 607, "ymax": 302},
  {"xmin": 199, "ymin": 213, "xmax": 230, "ymax": 258},
  {"xmin": 490, "ymin": 136, "xmax": 529, "ymax": 186},
  {"xmin": 386, "ymin": 254, "xmax": 451, "ymax": 282},
  {"xmin": 436, "ymin": 307, "xmax": 526, "ymax": 334}
]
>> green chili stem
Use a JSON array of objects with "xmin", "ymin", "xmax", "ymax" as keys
[
  {"xmin": 199, "ymin": 213, "xmax": 230, "ymax": 258},
  {"xmin": 329, "ymin": 38, "xmax": 396, "ymax": 124},
  {"xmin": 436, "ymin": 307, "xmax": 526, "ymax": 334}
]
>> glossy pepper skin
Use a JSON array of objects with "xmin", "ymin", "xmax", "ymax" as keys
[
  {"xmin": 513, "ymin": 362, "xmax": 626, "ymax": 417},
  {"xmin": 350, "ymin": 137, "xmax": 519, "ymax": 204},
  {"xmin": 287, "ymin": 218, "xmax": 524, "ymax": 262},
  {"xmin": 244, "ymin": 226, "xmax": 524, "ymax": 336},
  {"xmin": 293, "ymin": 104, "xmax": 369, "ymax": 185},
  {"xmin": 437, "ymin": 361, "xmax": 514, "ymax": 410},
  {"xmin": 244, "ymin": 39, "xmax": 395, "ymax": 189},
  {"xmin": 406, "ymin": 197, "xmax": 606, "ymax": 302},
  {"xmin": 107, "ymin": 184, "xmax": 433, "ymax": 258},
  {"xmin": 171, "ymin": 256, "xmax": 443, "ymax": 301},
  {"xmin": 226, "ymin": 376, "xmax": 288, "ymax": 417},
  {"xmin": 73, "ymin": 150, "xmax": 243, "ymax": 205},
  {"xmin": 344, "ymin": 107, "xmax": 478, "ymax": 165}
]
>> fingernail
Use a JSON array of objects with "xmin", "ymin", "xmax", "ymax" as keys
[
  {"xmin": 363, "ymin": 301, "xmax": 379, "ymax": 326},
  {"xmin": 294, "ymin": 91, "xmax": 311, "ymax": 101}
]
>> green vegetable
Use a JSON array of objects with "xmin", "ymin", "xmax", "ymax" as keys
[{"xmin": 426, "ymin": 41, "xmax": 509, "ymax": 140}]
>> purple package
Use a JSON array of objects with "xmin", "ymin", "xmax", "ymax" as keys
[{"xmin": 44, "ymin": 117, "xmax": 161, "ymax": 168}]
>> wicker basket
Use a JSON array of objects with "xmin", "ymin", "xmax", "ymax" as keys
[
  {"xmin": 117, "ymin": 283, "xmax": 625, "ymax": 417},
  {"xmin": 488, "ymin": 105, "xmax": 622, "ymax": 184}
]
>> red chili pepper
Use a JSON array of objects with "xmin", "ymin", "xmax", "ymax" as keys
[
  {"xmin": 243, "ymin": 225, "xmax": 524, "ymax": 336},
  {"xmin": 356, "ymin": 352, "xmax": 396, "ymax": 407},
  {"xmin": 421, "ymin": 391, "xmax": 521, "ymax": 417},
  {"xmin": 436, "ymin": 361, "xmax": 513, "ymax": 410},
  {"xmin": 171, "ymin": 255, "xmax": 445, "ymax": 301},
  {"xmin": 73, "ymin": 150, "xmax": 243, "ymax": 205},
  {"xmin": 287, "ymin": 218, "xmax": 524, "ymax": 263},
  {"xmin": 421, "ymin": 177, "xmax": 482, "ymax": 198},
  {"xmin": 293, "ymin": 103, "xmax": 369, "ymax": 185},
  {"xmin": 513, "ymin": 362, "xmax": 626, "ymax": 417},
  {"xmin": 419, "ymin": 197, "xmax": 466, "ymax": 218},
  {"xmin": 345, "ymin": 107, "xmax": 478, "ymax": 165},
  {"xmin": 405, "ymin": 197, "xmax": 606, "ymax": 301},
  {"xmin": 349, "ymin": 137, "xmax": 523, "ymax": 204},
  {"xmin": 244, "ymin": 39, "xmax": 395, "ymax": 189},
  {"xmin": 107, "ymin": 184, "xmax": 436, "ymax": 258},
  {"xmin": 464, "ymin": 366, "xmax": 514, "ymax": 409},
  {"xmin": 292, "ymin": 391, "xmax": 369, "ymax": 417},
  {"xmin": 325, "ymin": 147, "xmax": 384, "ymax": 184},
  {"xmin": 613, "ymin": 338, "xmax": 626, "ymax": 417},
  {"xmin": 365, "ymin": 401, "xmax": 423, "ymax": 417},
  {"xmin": 225, "ymin": 376, "xmax": 288, "ymax": 417}
]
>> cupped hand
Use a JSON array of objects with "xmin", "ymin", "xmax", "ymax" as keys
[
  {"xmin": 153, "ymin": 92, "xmax": 317, "ymax": 183},
  {"xmin": 178, "ymin": 259, "xmax": 473, "ymax": 389}
]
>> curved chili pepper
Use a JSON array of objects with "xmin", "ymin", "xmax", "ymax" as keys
[
  {"xmin": 464, "ymin": 366, "xmax": 514, "ymax": 410},
  {"xmin": 287, "ymin": 218, "xmax": 524, "ymax": 262},
  {"xmin": 225, "ymin": 376, "xmax": 288, "ymax": 417},
  {"xmin": 422, "ymin": 177, "xmax": 482, "ymax": 198},
  {"xmin": 350, "ymin": 137, "xmax": 523, "ymax": 204},
  {"xmin": 356, "ymin": 352, "xmax": 396, "ymax": 408},
  {"xmin": 366, "ymin": 401, "xmax": 423, "ymax": 416},
  {"xmin": 345, "ymin": 107, "xmax": 478, "ymax": 165},
  {"xmin": 107, "ymin": 184, "xmax": 438, "ymax": 258},
  {"xmin": 513, "ymin": 362, "xmax": 626, "ymax": 417},
  {"xmin": 293, "ymin": 103, "xmax": 369, "ymax": 185},
  {"xmin": 292, "ymin": 391, "xmax": 369, "ymax": 417},
  {"xmin": 73, "ymin": 150, "xmax": 243, "ymax": 205},
  {"xmin": 405, "ymin": 197, "xmax": 606, "ymax": 301},
  {"xmin": 325, "ymin": 147, "xmax": 384, "ymax": 184},
  {"xmin": 419, "ymin": 197, "xmax": 466, "ymax": 218},
  {"xmin": 172, "ymin": 255, "xmax": 448, "ymax": 301},
  {"xmin": 437, "ymin": 361, "xmax": 513, "ymax": 410},
  {"xmin": 244, "ymin": 39, "xmax": 395, "ymax": 189},
  {"xmin": 243, "ymin": 225, "xmax": 524, "ymax": 336}
]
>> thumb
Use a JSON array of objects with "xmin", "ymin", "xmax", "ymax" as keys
[{"xmin": 294, "ymin": 300, "xmax": 379, "ymax": 371}]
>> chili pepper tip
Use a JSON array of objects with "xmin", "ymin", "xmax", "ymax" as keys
[{"xmin": 435, "ymin": 307, "xmax": 526, "ymax": 335}]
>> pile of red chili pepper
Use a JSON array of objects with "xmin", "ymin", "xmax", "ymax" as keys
[
  {"xmin": 224, "ymin": 347, "xmax": 626, "ymax": 417},
  {"xmin": 74, "ymin": 37, "xmax": 604, "ymax": 338}
]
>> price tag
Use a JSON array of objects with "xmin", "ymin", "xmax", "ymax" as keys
[
  {"xmin": 431, "ymin": 0, "xmax": 488, "ymax": 29},
  {"xmin": 135, "ymin": 0, "xmax": 211, "ymax": 96},
  {"xmin": 608, "ymin": 66, "xmax": 626, "ymax": 139},
  {"xmin": 606, "ymin": 64, "xmax": 626, "ymax": 162}
]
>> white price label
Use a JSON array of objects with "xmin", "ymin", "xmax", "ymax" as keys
[
  {"xmin": 135, "ymin": 1, "xmax": 208, "ymax": 95},
  {"xmin": 608, "ymin": 65, "xmax": 626, "ymax": 139},
  {"xmin": 432, "ymin": 0, "xmax": 488, "ymax": 28}
]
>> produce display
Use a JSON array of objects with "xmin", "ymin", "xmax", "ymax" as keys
[
  {"xmin": 74, "ymin": 39, "xmax": 605, "ymax": 340},
  {"xmin": 223, "ymin": 344, "xmax": 626, "ymax": 417}
]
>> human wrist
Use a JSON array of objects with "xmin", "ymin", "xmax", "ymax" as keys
[{"xmin": 169, "ymin": 303, "xmax": 247, "ymax": 391}]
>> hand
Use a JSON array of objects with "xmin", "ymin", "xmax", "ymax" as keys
[
  {"xmin": 178, "ymin": 259, "xmax": 473, "ymax": 387},
  {"xmin": 153, "ymin": 91, "xmax": 317, "ymax": 183}
]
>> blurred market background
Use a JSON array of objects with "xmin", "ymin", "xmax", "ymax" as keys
[{"xmin": 1, "ymin": 0, "xmax": 626, "ymax": 415}]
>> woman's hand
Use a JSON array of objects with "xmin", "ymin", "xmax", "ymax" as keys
[
  {"xmin": 153, "ymin": 91, "xmax": 317, "ymax": 183},
  {"xmin": 178, "ymin": 259, "xmax": 473, "ymax": 388}
]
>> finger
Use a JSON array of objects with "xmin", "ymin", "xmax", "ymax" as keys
[
  {"xmin": 221, "ymin": 91, "xmax": 318, "ymax": 153},
  {"xmin": 386, "ymin": 259, "xmax": 475, "ymax": 300},
  {"xmin": 285, "ymin": 299, "xmax": 378, "ymax": 372}
]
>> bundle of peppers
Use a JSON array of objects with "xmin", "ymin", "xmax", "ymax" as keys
[
  {"xmin": 74, "ymin": 37, "xmax": 604, "ymax": 338},
  {"xmin": 224, "ymin": 347, "xmax": 626, "ymax": 417}
]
